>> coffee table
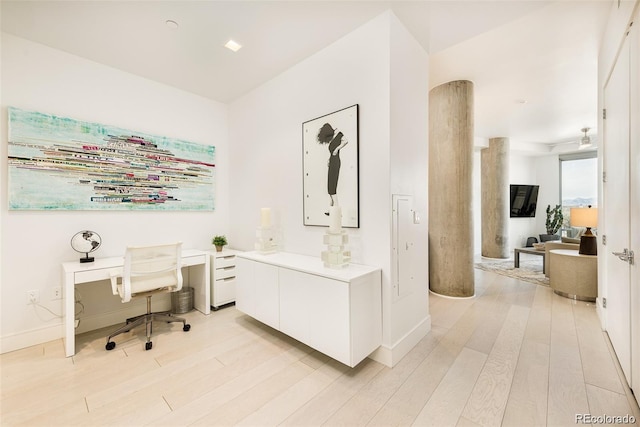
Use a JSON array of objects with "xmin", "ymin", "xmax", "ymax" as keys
[{"xmin": 514, "ymin": 247, "xmax": 546, "ymax": 273}]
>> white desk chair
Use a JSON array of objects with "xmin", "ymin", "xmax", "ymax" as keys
[{"xmin": 106, "ymin": 242, "xmax": 191, "ymax": 351}]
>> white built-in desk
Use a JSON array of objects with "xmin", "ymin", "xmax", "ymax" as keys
[
  {"xmin": 62, "ymin": 249, "xmax": 210, "ymax": 357},
  {"xmin": 236, "ymin": 251, "xmax": 382, "ymax": 367}
]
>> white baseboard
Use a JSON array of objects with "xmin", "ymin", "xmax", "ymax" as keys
[
  {"xmin": 0, "ymin": 295, "xmax": 172, "ymax": 354},
  {"xmin": 368, "ymin": 315, "xmax": 431, "ymax": 367},
  {"xmin": 0, "ymin": 324, "xmax": 63, "ymax": 354},
  {"xmin": 596, "ymin": 297, "xmax": 607, "ymax": 330}
]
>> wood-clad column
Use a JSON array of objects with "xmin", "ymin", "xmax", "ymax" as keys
[
  {"xmin": 481, "ymin": 137, "xmax": 510, "ymax": 258},
  {"xmin": 429, "ymin": 80, "xmax": 475, "ymax": 298}
]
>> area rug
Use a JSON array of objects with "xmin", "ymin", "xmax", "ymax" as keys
[{"xmin": 474, "ymin": 258, "xmax": 549, "ymax": 287}]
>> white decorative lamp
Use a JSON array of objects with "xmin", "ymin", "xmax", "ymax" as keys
[
  {"xmin": 570, "ymin": 206, "xmax": 598, "ymax": 255},
  {"xmin": 321, "ymin": 206, "xmax": 351, "ymax": 268},
  {"xmin": 255, "ymin": 207, "xmax": 278, "ymax": 254},
  {"xmin": 260, "ymin": 207, "xmax": 271, "ymax": 228}
]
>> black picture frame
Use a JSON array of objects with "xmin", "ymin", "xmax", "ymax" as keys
[{"xmin": 302, "ymin": 104, "xmax": 359, "ymax": 228}]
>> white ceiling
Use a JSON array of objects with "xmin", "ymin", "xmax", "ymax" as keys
[{"xmin": 1, "ymin": 0, "xmax": 611, "ymax": 151}]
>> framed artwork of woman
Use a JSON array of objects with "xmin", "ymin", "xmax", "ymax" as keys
[{"xmin": 302, "ymin": 104, "xmax": 359, "ymax": 228}]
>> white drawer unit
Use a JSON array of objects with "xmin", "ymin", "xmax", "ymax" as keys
[{"xmin": 210, "ymin": 249, "xmax": 241, "ymax": 310}]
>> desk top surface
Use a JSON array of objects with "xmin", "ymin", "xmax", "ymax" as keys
[{"xmin": 62, "ymin": 248, "xmax": 207, "ymax": 273}]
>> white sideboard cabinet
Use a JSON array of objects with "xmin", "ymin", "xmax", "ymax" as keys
[
  {"xmin": 210, "ymin": 249, "xmax": 241, "ymax": 310},
  {"xmin": 236, "ymin": 251, "xmax": 382, "ymax": 367},
  {"xmin": 235, "ymin": 255, "xmax": 280, "ymax": 329}
]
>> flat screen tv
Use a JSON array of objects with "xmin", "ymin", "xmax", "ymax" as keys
[{"xmin": 510, "ymin": 184, "xmax": 539, "ymax": 218}]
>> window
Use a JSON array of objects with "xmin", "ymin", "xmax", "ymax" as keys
[{"xmin": 560, "ymin": 152, "xmax": 597, "ymax": 235}]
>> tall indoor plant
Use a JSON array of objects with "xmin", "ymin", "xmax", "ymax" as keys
[{"xmin": 540, "ymin": 204, "xmax": 563, "ymax": 242}]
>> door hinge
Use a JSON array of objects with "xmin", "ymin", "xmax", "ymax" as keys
[
  {"xmin": 602, "ymin": 235, "xmax": 607, "ymax": 245},
  {"xmin": 603, "ymin": 297, "xmax": 607, "ymax": 308},
  {"xmin": 603, "ymin": 171, "xmax": 607, "ymax": 183},
  {"xmin": 603, "ymin": 108, "xmax": 607, "ymax": 119}
]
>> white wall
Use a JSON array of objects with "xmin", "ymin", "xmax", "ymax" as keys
[
  {"xmin": 473, "ymin": 150, "xmax": 482, "ymax": 255},
  {"xmin": 228, "ymin": 14, "xmax": 391, "ymax": 261},
  {"xmin": 0, "ymin": 34, "xmax": 229, "ymax": 352},
  {"xmin": 534, "ymin": 154, "xmax": 561, "ymax": 235},
  {"xmin": 229, "ymin": 11, "xmax": 430, "ymax": 366},
  {"xmin": 388, "ymin": 13, "xmax": 430, "ymax": 361}
]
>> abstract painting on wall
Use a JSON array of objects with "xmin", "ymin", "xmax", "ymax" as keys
[{"xmin": 7, "ymin": 107, "xmax": 215, "ymax": 210}]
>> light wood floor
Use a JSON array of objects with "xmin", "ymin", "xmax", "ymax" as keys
[{"xmin": 1, "ymin": 268, "xmax": 639, "ymax": 426}]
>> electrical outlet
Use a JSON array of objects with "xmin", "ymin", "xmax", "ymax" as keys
[
  {"xmin": 26, "ymin": 289, "xmax": 39, "ymax": 304},
  {"xmin": 52, "ymin": 287, "xmax": 62, "ymax": 300}
]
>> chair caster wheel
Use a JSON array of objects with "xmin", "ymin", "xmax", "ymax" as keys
[
  {"xmin": 105, "ymin": 341, "xmax": 116, "ymax": 351},
  {"xmin": 145, "ymin": 342, "xmax": 153, "ymax": 350},
  {"xmin": 183, "ymin": 324, "xmax": 191, "ymax": 332}
]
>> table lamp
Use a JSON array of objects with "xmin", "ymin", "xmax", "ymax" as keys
[{"xmin": 570, "ymin": 206, "xmax": 598, "ymax": 255}]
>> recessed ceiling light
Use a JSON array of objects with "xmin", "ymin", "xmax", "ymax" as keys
[
  {"xmin": 165, "ymin": 20, "xmax": 179, "ymax": 30},
  {"xmin": 515, "ymin": 99, "xmax": 528, "ymax": 104},
  {"xmin": 224, "ymin": 39, "xmax": 242, "ymax": 52}
]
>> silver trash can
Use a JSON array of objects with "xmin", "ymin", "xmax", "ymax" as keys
[{"xmin": 171, "ymin": 286, "xmax": 194, "ymax": 314}]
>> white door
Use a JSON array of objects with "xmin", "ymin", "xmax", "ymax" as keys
[
  {"xmin": 604, "ymin": 35, "xmax": 632, "ymax": 385},
  {"xmin": 630, "ymin": 9, "xmax": 640, "ymax": 400}
]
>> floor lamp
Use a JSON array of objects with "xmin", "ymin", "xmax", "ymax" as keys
[{"xmin": 570, "ymin": 206, "xmax": 598, "ymax": 255}]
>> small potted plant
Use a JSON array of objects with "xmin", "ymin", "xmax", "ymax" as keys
[
  {"xmin": 540, "ymin": 204, "xmax": 563, "ymax": 242},
  {"xmin": 212, "ymin": 235, "xmax": 228, "ymax": 252}
]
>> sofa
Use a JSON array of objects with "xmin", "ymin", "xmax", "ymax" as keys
[{"xmin": 544, "ymin": 240, "xmax": 580, "ymax": 278}]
